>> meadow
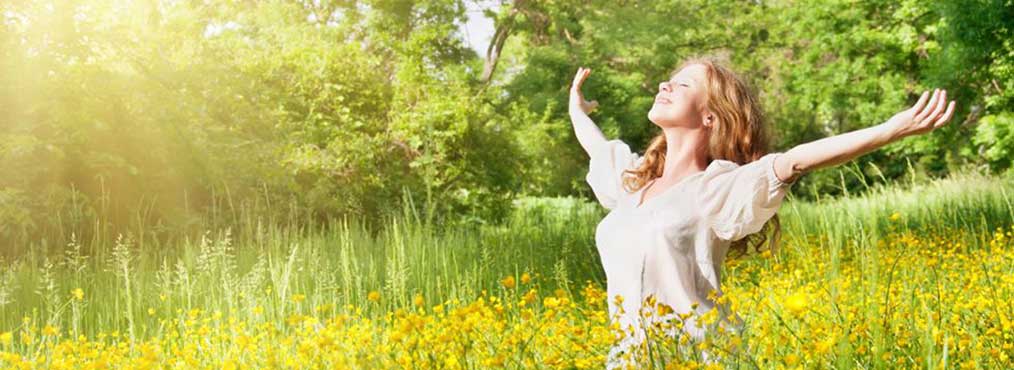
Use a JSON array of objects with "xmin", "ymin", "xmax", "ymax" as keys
[
  {"xmin": 4, "ymin": 1, "xmax": 1014, "ymax": 368},
  {"xmin": 2, "ymin": 168, "xmax": 1013, "ymax": 369}
]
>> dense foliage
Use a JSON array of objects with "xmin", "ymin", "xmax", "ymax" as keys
[{"xmin": 2, "ymin": 0, "xmax": 1012, "ymax": 252}]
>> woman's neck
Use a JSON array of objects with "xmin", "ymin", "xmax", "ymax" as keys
[{"xmin": 660, "ymin": 127, "xmax": 710, "ymax": 180}]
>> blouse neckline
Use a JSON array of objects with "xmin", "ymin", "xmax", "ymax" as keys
[{"xmin": 634, "ymin": 171, "xmax": 706, "ymax": 210}]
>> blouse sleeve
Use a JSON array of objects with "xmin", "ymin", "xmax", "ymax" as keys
[
  {"xmin": 698, "ymin": 153, "xmax": 797, "ymax": 241},
  {"xmin": 585, "ymin": 139, "xmax": 641, "ymax": 210}
]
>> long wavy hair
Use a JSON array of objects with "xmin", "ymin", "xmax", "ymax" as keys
[{"xmin": 621, "ymin": 55, "xmax": 782, "ymax": 258}]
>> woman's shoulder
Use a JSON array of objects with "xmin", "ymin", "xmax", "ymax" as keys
[
  {"xmin": 696, "ymin": 153, "xmax": 787, "ymax": 192},
  {"xmin": 699, "ymin": 158, "xmax": 742, "ymax": 179},
  {"xmin": 705, "ymin": 159, "xmax": 740, "ymax": 171},
  {"xmin": 703, "ymin": 153, "xmax": 782, "ymax": 176}
]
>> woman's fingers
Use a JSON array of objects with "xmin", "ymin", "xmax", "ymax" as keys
[
  {"xmin": 571, "ymin": 66, "xmax": 596, "ymax": 111},
  {"xmin": 915, "ymin": 89, "xmax": 941, "ymax": 123},
  {"xmin": 911, "ymin": 90, "xmax": 931, "ymax": 115},
  {"xmin": 934, "ymin": 101, "xmax": 957, "ymax": 128},
  {"xmin": 925, "ymin": 89, "xmax": 948, "ymax": 125},
  {"xmin": 890, "ymin": 88, "xmax": 956, "ymax": 138},
  {"xmin": 571, "ymin": 67, "xmax": 597, "ymax": 113},
  {"xmin": 572, "ymin": 67, "xmax": 585, "ymax": 90},
  {"xmin": 915, "ymin": 88, "xmax": 956, "ymax": 132},
  {"xmin": 575, "ymin": 67, "xmax": 591, "ymax": 85}
]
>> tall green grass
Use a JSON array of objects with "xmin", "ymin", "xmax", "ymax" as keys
[
  {"xmin": 1, "ymin": 168, "xmax": 1011, "ymax": 341},
  {"xmin": 0, "ymin": 192, "xmax": 606, "ymax": 338},
  {"xmin": 773, "ymin": 170, "xmax": 1014, "ymax": 292},
  {"xmin": 783, "ymin": 169, "xmax": 1014, "ymax": 250}
]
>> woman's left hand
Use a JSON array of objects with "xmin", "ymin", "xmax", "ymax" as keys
[{"xmin": 886, "ymin": 88, "xmax": 957, "ymax": 140}]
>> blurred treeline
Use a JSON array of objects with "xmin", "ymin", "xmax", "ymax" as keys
[{"xmin": 2, "ymin": 0, "xmax": 1013, "ymax": 252}]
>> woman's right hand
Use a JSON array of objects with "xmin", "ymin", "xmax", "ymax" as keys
[
  {"xmin": 884, "ymin": 88, "xmax": 956, "ymax": 141},
  {"xmin": 570, "ymin": 67, "xmax": 599, "ymax": 115}
]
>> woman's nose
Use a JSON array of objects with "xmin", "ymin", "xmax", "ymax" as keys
[{"xmin": 659, "ymin": 81, "xmax": 671, "ymax": 93}]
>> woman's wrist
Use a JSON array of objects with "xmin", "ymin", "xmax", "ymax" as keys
[
  {"xmin": 568, "ymin": 99, "xmax": 588, "ymax": 116},
  {"xmin": 878, "ymin": 118, "xmax": 907, "ymax": 144},
  {"xmin": 568, "ymin": 103, "xmax": 582, "ymax": 117}
]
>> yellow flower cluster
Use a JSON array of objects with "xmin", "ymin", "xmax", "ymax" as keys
[
  {"xmin": 716, "ymin": 226, "xmax": 1014, "ymax": 368},
  {"xmin": 1, "ymin": 281, "xmax": 620, "ymax": 369},
  {"xmin": 1, "ymin": 226, "xmax": 1013, "ymax": 368}
]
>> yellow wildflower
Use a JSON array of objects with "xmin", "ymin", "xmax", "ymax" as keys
[
  {"xmin": 367, "ymin": 291, "xmax": 381, "ymax": 302},
  {"xmin": 544, "ymin": 297, "xmax": 560, "ymax": 309},
  {"xmin": 71, "ymin": 288, "xmax": 84, "ymax": 301},
  {"xmin": 521, "ymin": 289, "xmax": 538, "ymax": 306},
  {"xmin": 42, "ymin": 325, "xmax": 59, "ymax": 337},
  {"xmin": 814, "ymin": 336, "xmax": 835, "ymax": 354},
  {"xmin": 644, "ymin": 294, "xmax": 657, "ymax": 307},
  {"xmin": 785, "ymin": 353, "xmax": 799, "ymax": 366},
  {"xmin": 520, "ymin": 272, "xmax": 531, "ymax": 284},
  {"xmin": 658, "ymin": 303, "xmax": 674, "ymax": 316},
  {"xmin": 501, "ymin": 275, "xmax": 516, "ymax": 289},
  {"xmin": 785, "ymin": 291, "xmax": 808, "ymax": 315}
]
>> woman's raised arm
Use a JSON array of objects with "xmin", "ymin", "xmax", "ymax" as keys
[
  {"xmin": 569, "ymin": 67, "xmax": 608, "ymax": 157},
  {"xmin": 773, "ymin": 89, "xmax": 957, "ymax": 183}
]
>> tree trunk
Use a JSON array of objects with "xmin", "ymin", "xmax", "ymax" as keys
[{"xmin": 481, "ymin": 1, "xmax": 523, "ymax": 83}]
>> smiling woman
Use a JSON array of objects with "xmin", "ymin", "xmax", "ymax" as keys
[
  {"xmin": 567, "ymin": 54, "xmax": 957, "ymax": 369},
  {"xmin": 584, "ymin": 137, "xmax": 795, "ymax": 368},
  {"xmin": 569, "ymin": 57, "xmax": 790, "ymax": 368}
]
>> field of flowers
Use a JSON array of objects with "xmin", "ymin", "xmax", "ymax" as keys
[{"xmin": 2, "ymin": 171, "xmax": 1014, "ymax": 369}]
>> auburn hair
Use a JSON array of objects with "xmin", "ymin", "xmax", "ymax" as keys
[{"xmin": 621, "ymin": 55, "xmax": 783, "ymax": 258}]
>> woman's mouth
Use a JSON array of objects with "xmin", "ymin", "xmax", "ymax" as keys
[{"xmin": 655, "ymin": 96, "xmax": 671, "ymax": 104}]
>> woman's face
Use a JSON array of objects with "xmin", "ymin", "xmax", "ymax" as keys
[{"xmin": 648, "ymin": 63, "xmax": 711, "ymax": 129}]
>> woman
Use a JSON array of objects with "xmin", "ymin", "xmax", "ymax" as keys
[{"xmin": 568, "ymin": 56, "xmax": 956, "ymax": 368}]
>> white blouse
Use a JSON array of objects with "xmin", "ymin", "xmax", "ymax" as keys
[{"xmin": 586, "ymin": 139, "xmax": 796, "ymax": 367}]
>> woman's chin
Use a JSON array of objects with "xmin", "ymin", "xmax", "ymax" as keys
[
  {"xmin": 647, "ymin": 109, "xmax": 670, "ymax": 126},
  {"xmin": 647, "ymin": 108, "xmax": 660, "ymax": 123}
]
